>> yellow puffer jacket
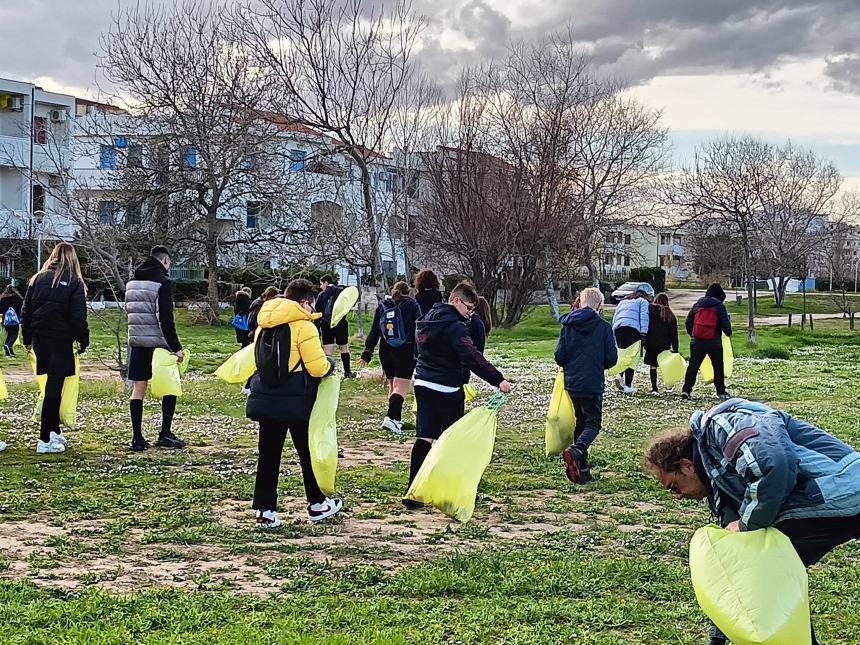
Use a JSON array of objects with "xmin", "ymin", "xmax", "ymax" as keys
[{"xmin": 256, "ymin": 298, "xmax": 331, "ymax": 378}]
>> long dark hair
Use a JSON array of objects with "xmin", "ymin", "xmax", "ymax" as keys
[
  {"xmin": 415, "ymin": 269, "xmax": 440, "ymax": 291},
  {"xmin": 653, "ymin": 293, "xmax": 676, "ymax": 323},
  {"xmin": 475, "ymin": 296, "xmax": 492, "ymax": 335}
]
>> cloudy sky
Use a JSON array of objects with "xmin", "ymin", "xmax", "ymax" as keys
[{"xmin": 2, "ymin": 0, "xmax": 859, "ymax": 185}]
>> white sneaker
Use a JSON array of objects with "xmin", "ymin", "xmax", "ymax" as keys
[
  {"xmin": 650, "ymin": 390, "xmax": 660, "ymax": 397},
  {"xmin": 0, "ymin": 440, "xmax": 7, "ymax": 452},
  {"xmin": 623, "ymin": 386, "xmax": 637, "ymax": 395},
  {"xmin": 308, "ymin": 497, "xmax": 343, "ymax": 523},
  {"xmin": 49, "ymin": 432, "xmax": 67, "ymax": 447},
  {"xmin": 255, "ymin": 509, "xmax": 282, "ymax": 529},
  {"xmin": 36, "ymin": 440, "xmax": 65, "ymax": 454},
  {"xmin": 382, "ymin": 417, "xmax": 404, "ymax": 435},
  {"xmin": 613, "ymin": 375, "xmax": 624, "ymax": 392}
]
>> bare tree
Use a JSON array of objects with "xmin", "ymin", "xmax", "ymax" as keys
[
  {"xmin": 236, "ymin": 0, "xmax": 425, "ymax": 293},
  {"xmin": 98, "ymin": 0, "xmax": 298, "ymax": 322}
]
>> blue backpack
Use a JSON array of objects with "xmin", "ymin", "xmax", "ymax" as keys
[
  {"xmin": 379, "ymin": 301, "xmax": 407, "ymax": 347},
  {"xmin": 230, "ymin": 313, "xmax": 249, "ymax": 331},
  {"xmin": 3, "ymin": 307, "xmax": 18, "ymax": 327}
]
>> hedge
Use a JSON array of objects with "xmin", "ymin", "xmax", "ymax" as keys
[{"xmin": 629, "ymin": 267, "xmax": 666, "ymax": 293}]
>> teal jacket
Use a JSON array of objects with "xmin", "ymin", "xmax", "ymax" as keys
[{"xmin": 691, "ymin": 398, "xmax": 860, "ymax": 531}]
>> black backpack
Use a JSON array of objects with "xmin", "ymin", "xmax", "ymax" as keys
[
  {"xmin": 322, "ymin": 285, "xmax": 345, "ymax": 324},
  {"xmin": 255, "ymin": 324, "xmax": 296, "ymax": 387}
]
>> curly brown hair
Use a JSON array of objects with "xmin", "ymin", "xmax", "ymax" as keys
[
  {"xmin": 643, "ymin": 429, "xmax": 695, "ymax": 473},
  {"xmin": 415, "ymin": 269, "xmax": 440, "ymax": 291}
]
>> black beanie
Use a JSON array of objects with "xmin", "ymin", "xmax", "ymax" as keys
[{"xmin": 705, "ymin": 283, "xmax": 726, "ymax": 302}]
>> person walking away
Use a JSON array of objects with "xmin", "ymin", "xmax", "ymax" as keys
[
  {"xmin": 405, "ymin": 282, "xmax": 512, "ymax": 508},
  {"xmin": 358, "ymin": 281, "xmax": 422, "ymax": 435},
  {"xmin": 232, "ymin": 288, "xmax": 253, "ymax": 348},
  {"xmin": 414, "ymin": 269, "xmax": 443, "ymax": 317},
  {"xmin": 645, "ymin": 292, "xmax": 679, "ymax": 395},
  {"xmin": 1, "ymin": 284, "xmax": 24, "ymax": 356},
  {"xmin": 611, "ymin": 283, "xmax": 653, "ymax": 394},
  {"xmin": 247, "ymin": 279, "xmax": 342, "ymax": 527},
  {"xmin": 315, "ymin": 274, "xmax": 355, "ymax": 378},
  {"xmin": 682, "ymin": 283, "xmax": 732, "ymax": 400},
  {"xmin": 125, "ymin": 246, "xmax": 186, "ymax": 451},
  {"xmin": 20, "ymin": 242, "xmax": 89, "ymax": 454},
  {"xmin": 554, "ymin": 288, "xmax": 617, "ymax": 484},
  {"xmin": 645, "ymin": 397, "xmax": 860, "ymax": 645}
]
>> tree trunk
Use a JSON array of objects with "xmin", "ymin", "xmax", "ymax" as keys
[
  {"xmin": 744, "ymin": 251, "xmax": 756, "ymax": 345},
  {"xmin": 586, "ymin": 259, "xmax": 600, "ymax": 288},
  {"xmin": 773, "ymin": 276, "xmax": 788, "ymax": 307},
  {"xmin": 205, "ymin": 215, "xmax": 221, "ymax": 324},
  {"xmin": 351, "ymin": 153, "xmax": 389, "ymax": 295},
  {"xmin": 544, "ymin": 269, "xmax": 561, "ymax": 320}
]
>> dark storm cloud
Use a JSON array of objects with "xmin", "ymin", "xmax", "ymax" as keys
[{"xmin": 1, "ymin": 0, "xmax": 859, "ymax": 94}]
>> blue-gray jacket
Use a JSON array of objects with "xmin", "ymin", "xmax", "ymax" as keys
[
  {"xmin": 612, "ymin": 297, "xmax": 649, "ymax": 334},
  {"xmin": 691, "ymin": 398, "xmax": 860, "ymax": 531}
]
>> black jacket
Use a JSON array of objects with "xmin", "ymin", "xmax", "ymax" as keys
[
  {"xmin": 127, "ymin": 257, "xmax": 182, "ymax": 352},
  {"xmin": 314, "ymin": 285, "xmax": 341, "ymax": 320},
  {"xmin": 247, "ymin": 297, "xmax": 264, "ymax": 336},
  {"xmin": 554, "ymin": 307, "xmax": 617, "ymax": 396},
  {"xmin": 361, "ymin": 295, "xmax": 422, "ymax": 363},
  {"xmin": 415, "ymin": 289, "xmax": 443, "ymax": 317},
  {"xmin": 1, "ymin": 293, "xmax": 23, "ymax": 324},
  {"xmin": 414, "ymin": 303, "xmax": 504, "ymax": 388},
  {"xmin": 645, "ymin": 304, "xmax": 679, "ymax": 353},
  {"xmin": 234, "ymin": 292, "xmax": 252, "ymax": 316},
  {"xmin": 685, "ymin": 296, "xmax": 732, "ymax": 344},
  {"xmin": 21, "ymin": 270, "xmax": 89, "ymax": 349}
]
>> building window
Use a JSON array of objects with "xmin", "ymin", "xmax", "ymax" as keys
[
  {"xmin": 288, "ymin": 149, "xmax": 306, "ymax": 172},
  {"xmin": 382, "ymin": 260, "xmax": 396, "ymax": 277},
  {"xmin": 126, "ymin": 202, "xmax": 142, "ymax": 226},
  {"xmin": 603, "ymin": 253, "xmax": 612, "ymax": 265},
  {"xmin": 660, "ymin": 234, "xmax": 670, "ymax": 245},
  {"xmin": 673, "ymin": 235, "xmax": 682, "ymax": 245},
  {"xmin": 181, "ymin": 146, "xmax": 198, "ymax": 169},
  {"xmin": 624, "ymin": 255, "xmax": 630, "ymax": 267},
  {"xmin": 127, "ymin": 144, "xmax": 143, "ymax": 169},
  {"xmin": 405, "ymin": 173, "xmax": 420, "ymax": 198},
  {"xmin": 33, "ymin": 117, "xmax": 48, "ymax": 144},
  {"xmin": 624, "ymin": 234, "xmax": 631, "ymax": 245},
  {"xmin": 246, "ymin": 201, "xmax": 270, "ymax": 229},
  {"xmin": 32, "ymin": 184, "xmax": 45, "ymax": 213},
  {"xmin": 242, "ymin": 153, "xmax": 258, "ymax": 170},
  {"xmin": 98, "ymin": 200, "xmax": 116, "ymax": 225},
  {"xmin": 99, "ymin": 145, "xmax": 117, "ymax": 169}
]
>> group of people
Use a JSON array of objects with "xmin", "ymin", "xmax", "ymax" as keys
[{"xmin": 4, "ymin": 242, "xmax": 860, "ymax": 644}]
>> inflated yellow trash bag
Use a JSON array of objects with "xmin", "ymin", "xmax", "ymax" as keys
[
  {"xmin": 700, "ymin": 335, "xmax": 734, "ymax": 384},
  {"xmin": 405, "ymin": 393, "xmax": 507, "ymax": 523},
  {"xmin": 330, "ymin": 286, "xmax": 359, "ymax": 327},
  {"xmin": 215, "ymin": 343, "xmax": 256, "ymax": 384},
  {"xmin": 464, "ymin": 383, "xmax": 478, "ymax": 402},
  {"xmin": 607, "ymin": 340, "xmax": 641, "ymax": 376},
  {"xmin": 150, "ymin": 348, "xmax": 190, "ymax": 398},
  {"xmin": 690, "ymin": 526, "xmax": 811, "ymax": 645},
  {"xmin": 657, "ymin": 351, "xmax": 687, "ymax": 388},
  {"xmin": 0, "ymin": 368, "xmax": 7, "ymax": 400},
  {"xmin": 29, "ymin": 351, "xmax": 80, "ymax": 429},
  {"xmin": 309, "ymin": 375, "xmax": 341, "ymax": 495},
  {"xmin": 545, "ymin": 370, "xmax": 574, "ymax": 457}
]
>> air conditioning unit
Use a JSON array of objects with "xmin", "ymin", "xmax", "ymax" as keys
[
  {"xmin": 9, "ymin": 97, "xmax": 24, "ymax": 111},
  {"xmin": 50, "ymin": 109, "xmax": 68, "ymax": 123}
]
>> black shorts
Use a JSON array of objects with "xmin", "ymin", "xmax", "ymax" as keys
[
  {"xmin": 415, "ymin": 385, "xmax": 465, "ymax": 440},
  {"xmin": 127, "ymin": 346, "xmax": 156, "ymax": 381},
  {"xmin": 380, "ymin": 343, "xmax": 416, "ymax": 380},
  {"xmin": 321, "ymin": 318, "xmax": 349, "ymax": 346}
]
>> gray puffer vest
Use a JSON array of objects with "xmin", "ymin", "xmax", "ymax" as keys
[{"xmin": 126, "ymin": 280, "xmax": 168, "ymax": 348}]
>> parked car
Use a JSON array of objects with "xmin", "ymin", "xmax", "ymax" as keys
[{"xmin": 609, "ymin": 281, "xmax": 642, "ymax": 304}]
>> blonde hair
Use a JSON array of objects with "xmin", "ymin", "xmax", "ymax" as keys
[
  {"xmin": 30, "ymin": 242, "xmax": 86, "ymax": 290},
  {"xmin": 578, "ymin": 287, "xmax": 604, "ymax": 312}
]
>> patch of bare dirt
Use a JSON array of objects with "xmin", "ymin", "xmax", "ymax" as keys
[{"xmin": 2, "ymin": 362, "xmax": 120, "ymax": 384}]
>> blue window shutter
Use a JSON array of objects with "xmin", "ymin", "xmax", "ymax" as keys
[
  {"xmin": 246, "ymin": 201, "xmax": 259, "ymax": 229},
  {"xmin": 185, "ymin": 147, "xmax": 198, "ymax": 168},
  {"xmin": 100, "ymin": 145, "xmax": 117, "ymax": 170},
  {"xmin": 289, "ymin": 149, "xmax": 306, "ymax": 172},
  {"xmin": 113, "ymin": 136, "xmax": 128, "ymax": 149}
]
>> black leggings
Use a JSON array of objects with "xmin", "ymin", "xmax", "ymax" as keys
[
  {"xmin": 614, "ymin": 326, "xmax": 641, "ymax": 387},
  {"xmin": 253, "ymin": 419, "xmax": 325, "ymax": 510},
  {"xmin": 40, "ymin": 375, "xmax": 65, "ymax": 443}
]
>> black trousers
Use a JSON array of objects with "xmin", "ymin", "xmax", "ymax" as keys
[
  {"xmin": 571, "ymin": 394, "xmax": 602, "ymax": 455},
  {"xmin": 683, "ymin": 340, "xmax": 726, "ymax": 396},
  {"xmin": 414, "ymin": 386, "xmax": 465, "ymax": 440},
  {"xmin": 3, "ymin": 325, "xmax": 18, "ymax": 351},
  {"xmin": 615, "ymin": 326, "xmax": 641, "ymax": 387},
  {"xmin": 711, "ymin": 512, "xmax": 860, "ymax": 644},
  {"xmin": 253, "ymin": 419, "xmax": 325, "ymax": 510},
  {"xmin": 40, "ymin": 375, "xmax": 65, "ymax": 443},
  {"xmin": 235, "ymin": 327, "xmax": 251, "ymax": 347}
]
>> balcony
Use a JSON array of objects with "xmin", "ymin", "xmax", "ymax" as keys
[{"xmin": 658, "ymin": 243, "xmax": 685, "ymax": 257}]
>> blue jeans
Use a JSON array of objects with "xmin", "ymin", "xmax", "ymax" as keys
[{"xmin": 570, "ymin": 393, "xmax": 603, "ymax": 454}]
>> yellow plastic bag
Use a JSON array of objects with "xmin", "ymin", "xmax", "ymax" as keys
[
  {"xmin": 29, "ymin": 351, "xmax": 80, "ymax": 429},
  {"xmin": 464, "ymin": 383, "xmax": 478, "ymax": 402},
  {"xmin": 606, "ymin": 340, "xmax": 641, "ymax": 376},
  {"xmin": 330, "ymin": 286, "xmax": 359, "ymax": 327},
  {"xmin": 545, "ymin": 370, "xmax": 574, "ymax": 457},
  {"xmin": 405, "ymin": 394, "xmax": 507, "ymax": 523},
  {"xmin": 215, "ymin": 343, "xmax": 256, "ymax": 384},
  {"xmin": 700, "ymin": 335, "xmax": 734, "ymax": 384},
  {"xmin": 309, "ymin": 375, "xmax": 341, "ymax": 495},
  {"xmin": 690, "ymin": 526, "xmax": 810, "ymax": 645},
  {"xmin": 657, "ymin": 351, "xmax": 687, "ymax": 388},
  {"xmin": 150, "ymin": 348, "xmax": 188, "ymax": 398},
  {"xmin": 0, "ymin": 368, "xmax": 7, "ymax": 400}
]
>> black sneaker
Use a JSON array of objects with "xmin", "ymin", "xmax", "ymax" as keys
[
  {"xmin": 2, "ymin": 346, "xmax": 9, "ymax": 357},
  {"xmin": 402, "ymin": 498, "xmax": 425, "ymax": 510},
  {"xmin": 155, "ymin": 433, "xmax": 186, "ymax": 449},
  {"xmin": 578, "ymin": 465, "xmax": 594, "ymax": 484},
  {"xmin": 129, "ymin": 437, "xmax": 149, "ymax": 452},
  {"xmin": 681, "ymin": 392, "xmax": 691, "ymax": 400},
  {"xmin": 562, "ymin": 446, "xmax": 591, "ymax": 484},
  {"xmin": 343, "ymin": 372, "xmax": 357, "ymax": 380}
]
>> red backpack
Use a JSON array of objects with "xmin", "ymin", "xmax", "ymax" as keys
[{"xmin": 692, "ymin": 306, "xmax": 719, "ymax": 340}]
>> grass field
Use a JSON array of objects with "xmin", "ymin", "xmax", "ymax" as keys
[
  {"xmin": 1, "ymin": 308, "xmax": 860, "ymax": 643},
  {"xmin": 725, "ymin": 291, "xmax": 860, "ymax": 317}
]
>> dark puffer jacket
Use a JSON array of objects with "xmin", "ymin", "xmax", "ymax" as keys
[
  {"xmin": 685, "ymin": 296, "xmax": 732, "ymax": 344},
  {"xmin": 554, "ymin": 307, "xmax": 617, "ymax": 396},
  {"xmin": 125, "ymin": 257, "xmax": 182, "ymax": 351},
  {"xmin": 21, "ymin": 270, "xmax": 89, "ymax": 349},
  {"xmin": 414, "ymin": 303, "xmax": 504, "ymax": 388},
  {"xmin": 360, "ymin": 295, "xmax": 422, "ymax": 363}
]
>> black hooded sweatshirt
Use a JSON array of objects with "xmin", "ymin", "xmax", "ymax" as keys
[{"xmin": 685, "ymin": 285, "xmax": 732, "ymax": 345}]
